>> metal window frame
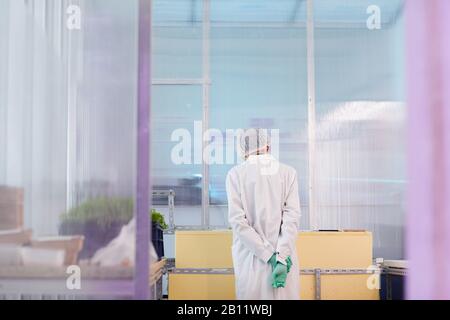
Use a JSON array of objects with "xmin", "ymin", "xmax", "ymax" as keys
[
  {"xmin": 306, "ymin": 0, "xmax": 317, "ymax": 230},
  {"xmin": 201, "ymin": 0, "xmax": 211, "ymax": 228},
  {"xmin": 153, "ymin": 0, "xmax": 316, "ymax": 230},
  {"xmin": 151, "ymin": 0, "xmax": 211, "ymax": 229}
]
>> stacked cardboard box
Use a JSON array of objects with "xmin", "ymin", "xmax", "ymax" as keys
[
  {"xmin": 170, "ymin": 231, "xmax": 235, "ymax": 300},
  {"xmin": 298, "ymin": 231, "xmax": 378, "ymax": 300},
  {"xmin": 169, "ymin": 230, "xmax": 379, "ymax": 300},
  {"xmin": 0, "ymin": 186, "xmax": 24, "ymax": 231},
  {"xmin": 31, "ymin": 236, "xmax": 85, "ymax": 265}
]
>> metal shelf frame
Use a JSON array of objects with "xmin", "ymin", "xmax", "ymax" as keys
[
  {"xmin": 152, "ymin": 189, "xmax": 175, "ymax": 230},
  {"xmin": 166, "ymin": 266, "xmax": 381, "ymax": 300}
]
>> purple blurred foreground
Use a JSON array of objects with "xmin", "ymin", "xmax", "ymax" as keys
[{"xmin": 406, "ymin": 0, "xmax": 450, "ymax": 300}]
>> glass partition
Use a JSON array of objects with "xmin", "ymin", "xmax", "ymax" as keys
[
  {"xmin": 0, "ymin": 0, "xmax": 408, "ymax": 300},
  {"xmin": 152, "ymin": 0, "xmax": 406, "ymax": 262},
  {"xmin": 209, "ymin": 1, "xmax": 309, "ymax": 227}
]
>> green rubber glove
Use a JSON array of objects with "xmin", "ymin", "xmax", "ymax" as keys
[
  {"xmin": 272, "ymin": 262, "xmax": 288, "ymax": 288},
  {"xmin": 286, "ymin": 256, "xmax": 292, "ymax": 273},
  {"xmin": 268, "ymin": 253, "xmax": 278, "ymax": 270}
]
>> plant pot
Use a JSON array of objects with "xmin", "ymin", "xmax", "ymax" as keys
[
  {"xmin": 59, "ymin": 220, "xmax": 127, "ymax": 260},
  {"xmin": 152, "ymin": 222, "xmax": 164, "ymax": 259}
]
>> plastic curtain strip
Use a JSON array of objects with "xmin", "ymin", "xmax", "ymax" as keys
[{"xmin": 311, "ymin": 0, "xmax": 406, "ymax": 259}]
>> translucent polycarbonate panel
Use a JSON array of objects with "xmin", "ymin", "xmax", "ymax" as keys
[
  {"xmin": 0, "ymin": 0, "xmax": 140, "ymax": 298},
  {"xmin": 152, "ymin": 0, "xmax": 203, "ymax": 79},
  {"xmin": 63, "ymin": 0, "xmax": 139, "ymax": 261},
  {"xmin": 209, "ymin": 4, "xmax": 309, "ymax": 229},
  {"xmin": 312, "ymin": 0, "xmax": 406, "ymax": 259},
  {"xmin": 0, "ymin": 1, "xmax": 8, "ymax": 183},
  {"xmin": 0, "ymin": 0, "xmax": 68, "ymax": 236}
]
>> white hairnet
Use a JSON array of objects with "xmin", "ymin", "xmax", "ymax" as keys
[{"xmin": 240, "ymin": 128, "xmax": 270, "ymax": 158}]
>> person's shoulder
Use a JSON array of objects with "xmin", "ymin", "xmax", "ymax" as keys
[
  {"xmin": 276, "ymin": 160, "xmax": 296, "ymax": 173},
  {"xmin": 277, "ymin": 161, "xmax": 298, "ymax": 177},
  {"xmin": 226, "ymin": 163, "xmax": 243, "ymax": 179}
]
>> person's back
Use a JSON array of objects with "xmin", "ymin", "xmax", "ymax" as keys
[
  {"xmin": 226, "ymin": 129, "xmax": 301, "ymax": 300},
  {"xmin": 228, "ymin": 154, "xmax": 296, "ymax": 253}
]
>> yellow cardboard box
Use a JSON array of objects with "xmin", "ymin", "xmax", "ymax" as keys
[
  {"xmin": 169, "ymin": 274, "xmax": 236, "ymax": 300},
  {"xmin": 175, "ymin": 230, "xmax": 233, "ymax": 268}
]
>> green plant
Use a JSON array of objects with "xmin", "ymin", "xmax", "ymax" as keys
[
  {"xmin": 151, "ymin": 209, "xmax": 168, "ymax": 230},
  {"xmin": 61, "ymin": 197, "xmax": 134, "ymax": 230},
  {"xmin": 61, "ymin": 197, "xmax": 168, "ymax": 230}
]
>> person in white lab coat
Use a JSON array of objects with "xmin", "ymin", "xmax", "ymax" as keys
[{"xmin": 226, "ymin": 129, "xmax": 301, "ymax": 300}]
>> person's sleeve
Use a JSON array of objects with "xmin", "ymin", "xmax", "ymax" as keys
[
  {"xmin": 226, "ymin": 170, "xmax": 274, "ymax": 263},
  {"xmin": 276, "ymin": 171, "xmax": 301, "ymax": 264}
]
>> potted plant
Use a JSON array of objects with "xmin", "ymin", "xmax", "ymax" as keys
[
  {"xmin": 60, "ymin": 197, "xmax": 168, "ymax": 260},
  {"xmin": 151, "ymin": 209, "xmax": 168, "ymax": 259},
  {"xmin": 60, "ymin": 198, "xmax": 134, "ymax": 259}
]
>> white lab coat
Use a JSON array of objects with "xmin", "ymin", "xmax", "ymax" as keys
[{"xmin": 226, "ymin": 154, "xmax": 301, "ymax": 300}]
